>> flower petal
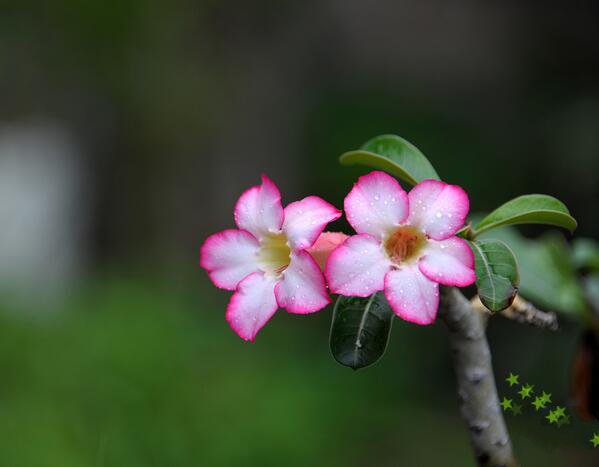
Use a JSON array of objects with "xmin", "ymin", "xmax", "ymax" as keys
[
  {"xmin": 384, "ymin": 265, "xmax": 439, "ymax": 325},
  {"xmin": 234, "ymin": 175, "xmax": 284, "ymax": 239},
  {"xmin": 283, "ymin": 196, "xmax": 342, "ymax": 250},
  {"xmin": 275, "ymin": 250, "xmax": 330, "ymax": 314},
  {"xmin": 407, "ymin": 179, "xmax": 469, "ymax": 240},
  {"xmin": 325, "ymin": 234, "xmax": 391, "ymax": 297},
  {"xmin": 226, "ymin": 272, "xmax": 278, "ymax": 341},
  {"xmin": 344, "ymin": 171, "xmax": 409, "ymax": 240},
  {"xmin": 306, "ymin": 231, "xmax": 349, "ymax": 270},
  {"xmin": 418, "ymin": 237, "xmax": 476, "ymax": 287},
  {"xmin": 200, "ymin": 229, "xmax": 260, "ymax": 290}
]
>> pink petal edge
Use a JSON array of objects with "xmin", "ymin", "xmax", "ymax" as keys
[
  {"xmin": 275, "ymin": 250, "xmax": 331, "ymax": 314},
  {"xmin": 199, "ymin": 229, "xmax": 260, "ymax": 290},
  {"xmin": 225, "ymin": 272, "xmax": 279, "ymax": 342},
  {"xmin": 344, "ymin": 170, "xmax": 409, "ymax": 240},
  {"xmin": 283, "ymin": 196, "xmax": 342, "ymax": 250},
  {"xmin": 233, "ymin": 174, "xmax": 284, "ymax": 239},
  {"xmin": 418, "ymin": 236, "xmax": 476, "ymax": 287},
  {"xmin": 384, "ymin": 266, "xmax": 440, "ymax": 325},
  {"xmin": 325, "ymin": 233, "xmax": 391, "ymax": 297},
  {"xmin": 407, "ymin": 179, "xmax": 470, "ymax": 240}
]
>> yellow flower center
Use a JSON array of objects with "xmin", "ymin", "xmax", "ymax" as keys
[
  {"xmin": 257, "ymin": 232, "xmax": 291, "ymax": 277},
  {"xmin": 384, "ymin": 226, "xmax": 426, "ymax": 265}
]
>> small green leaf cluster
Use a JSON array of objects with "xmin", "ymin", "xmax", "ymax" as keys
[{"xmin": 331, "ymin": 135, "xmax": 578, "ymax": 369}]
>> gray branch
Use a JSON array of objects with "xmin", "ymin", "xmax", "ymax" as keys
[
  {"xmin": 440, "ymin": 287, "xmax": 518, "ymax": 467},
  {"xmin": 470, "ymin": 295, "xmax": 558, "ymax": 331}
]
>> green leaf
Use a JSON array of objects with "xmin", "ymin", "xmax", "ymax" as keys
[
  {"xmin": 329, "ymin": 292, "xmax": 394, "ymax": 370},
  {"xmin": 470, "ymin": 239, "xmax": 520, "ymax": 312},
  {"xmin": 473, "ymin": 194, "xmax": 577, "ymax": 237},
  {"xmin": 572, "ymin": 238, "xmax": 599, "ymax": 272},
  {"xmin": 339, "ymin": 134, "xmax": 440, "ymax": 186}
]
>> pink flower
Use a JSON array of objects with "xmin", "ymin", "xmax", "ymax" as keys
[
  {"xmin": 200, "ymin": 175, "xmax": 341, "ymax": 341},
  {"xmin": 325, "ymin": 171, "xmax": 475, "ymax": 325}
]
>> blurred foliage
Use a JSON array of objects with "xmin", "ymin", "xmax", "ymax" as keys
[
  {"xmin": 479, "ymin": 226, "xmax": 598, "ymax": 324},
  {"xmin": 573, "ymin": 238, "xmax": 599, "ymax": 272},
  {"xmin": 0, "ymin": 275, "xmax": 595, "ymax": 466},
  {"xmin": 0, "ymin": 277, "xmax": 462, "ymax": 467}
]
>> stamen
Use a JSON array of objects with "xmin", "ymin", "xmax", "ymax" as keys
[{"xmin": 384, "ymin": 226, "xmax": 426, "ymax": 265}]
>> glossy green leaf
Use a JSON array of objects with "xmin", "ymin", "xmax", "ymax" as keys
[
  {"xmin": 330, "ymin": 292, "xmax": 394, "ymax": 370},
  {"xmin": 478, "ymin": 226, "xmax": 589, "ymax": 322},
  {"xmin": 470, "ymin": 239, "xmax": 520, "ymax": 312},
  {"xmin": 339, "ymin": 134, "xmax": 440, "ymax": 186},
  {"xmin": 473, "ymin": 194, "xmax": 577, "ymax": 237}
]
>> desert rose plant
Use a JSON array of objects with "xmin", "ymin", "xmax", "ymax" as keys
[{"xmin": 200, "ymin": 134, "xmax": 578, "ymax": 467}]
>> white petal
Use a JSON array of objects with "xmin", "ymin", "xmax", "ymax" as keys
[
  {"xmin": 344, "ymin": 171, "xmax": 409, "ymax": 240},
  {"xmin": 407, "ymin": 179, "xmax": 469, "ymax": 240},
  {"xmin": 418, "ymin": 237, "xmax": 476, "ymax": 287},
  {"xmin": 234, "ymin": 175, "xmax": 284, "ymax": 239},
  {"xmin": 384, "ymin": 265, "xmax": 439, "ymax": 325},
  {"xmin": 275, "ymin": 251, "xmax": 330, "ymax": 314},
  {"xmin": 200, "ymin": 229, "xmax": 260, "ymax": 290},
  {"xmin": 226, "ymin": 272, "xmax": 278, "ymax": 341},
  {"xmin": 325, "ymin": 234, "xmax": 391, "ymax": 297},
  {"xmin": 283, "ymin": 196, "xmax": 341, "ymax": 250}
]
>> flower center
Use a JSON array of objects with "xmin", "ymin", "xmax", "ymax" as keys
[
  {"xmin": 384, "ymin": 226, "xmax": 426, "ymax": 265},
  {"xmin": 257, "ymin": 232, "xmax": 291, "ymax": 277}
]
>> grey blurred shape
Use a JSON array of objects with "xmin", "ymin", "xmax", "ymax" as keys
[{"xmin": 0, "ymin": 122, "xmax": 88, "ymax": 309}]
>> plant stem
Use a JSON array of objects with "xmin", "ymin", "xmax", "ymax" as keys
[{"xmin": 440, "ymin": 287, "xmax": 518, "ymax": 467}]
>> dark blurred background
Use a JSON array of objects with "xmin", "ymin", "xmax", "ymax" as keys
[{"xmin": 1, "ymin": 1, "xmax": 598, "ymax": 466}]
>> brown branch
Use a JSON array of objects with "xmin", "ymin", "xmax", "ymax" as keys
[
  {"xmin": 470, "ymin": 295, "xmax": 559, "ymax": 331},
  {"xmin": 440, "ymin": 287, "xmax": 518, "ymax": 467}
]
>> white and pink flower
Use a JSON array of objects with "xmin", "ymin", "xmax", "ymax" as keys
[
  {"xmin": 325, "ymin": 171, "xmax": 475, "ymax": 325},
  {"xmin": 200, "ymin": 175, "xmax": 341, "ymax": 341}
]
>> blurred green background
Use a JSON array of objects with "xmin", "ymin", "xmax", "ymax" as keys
[{"xmin": 1, "ymin": 1, "xmax": 598, "ymax": 466}]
